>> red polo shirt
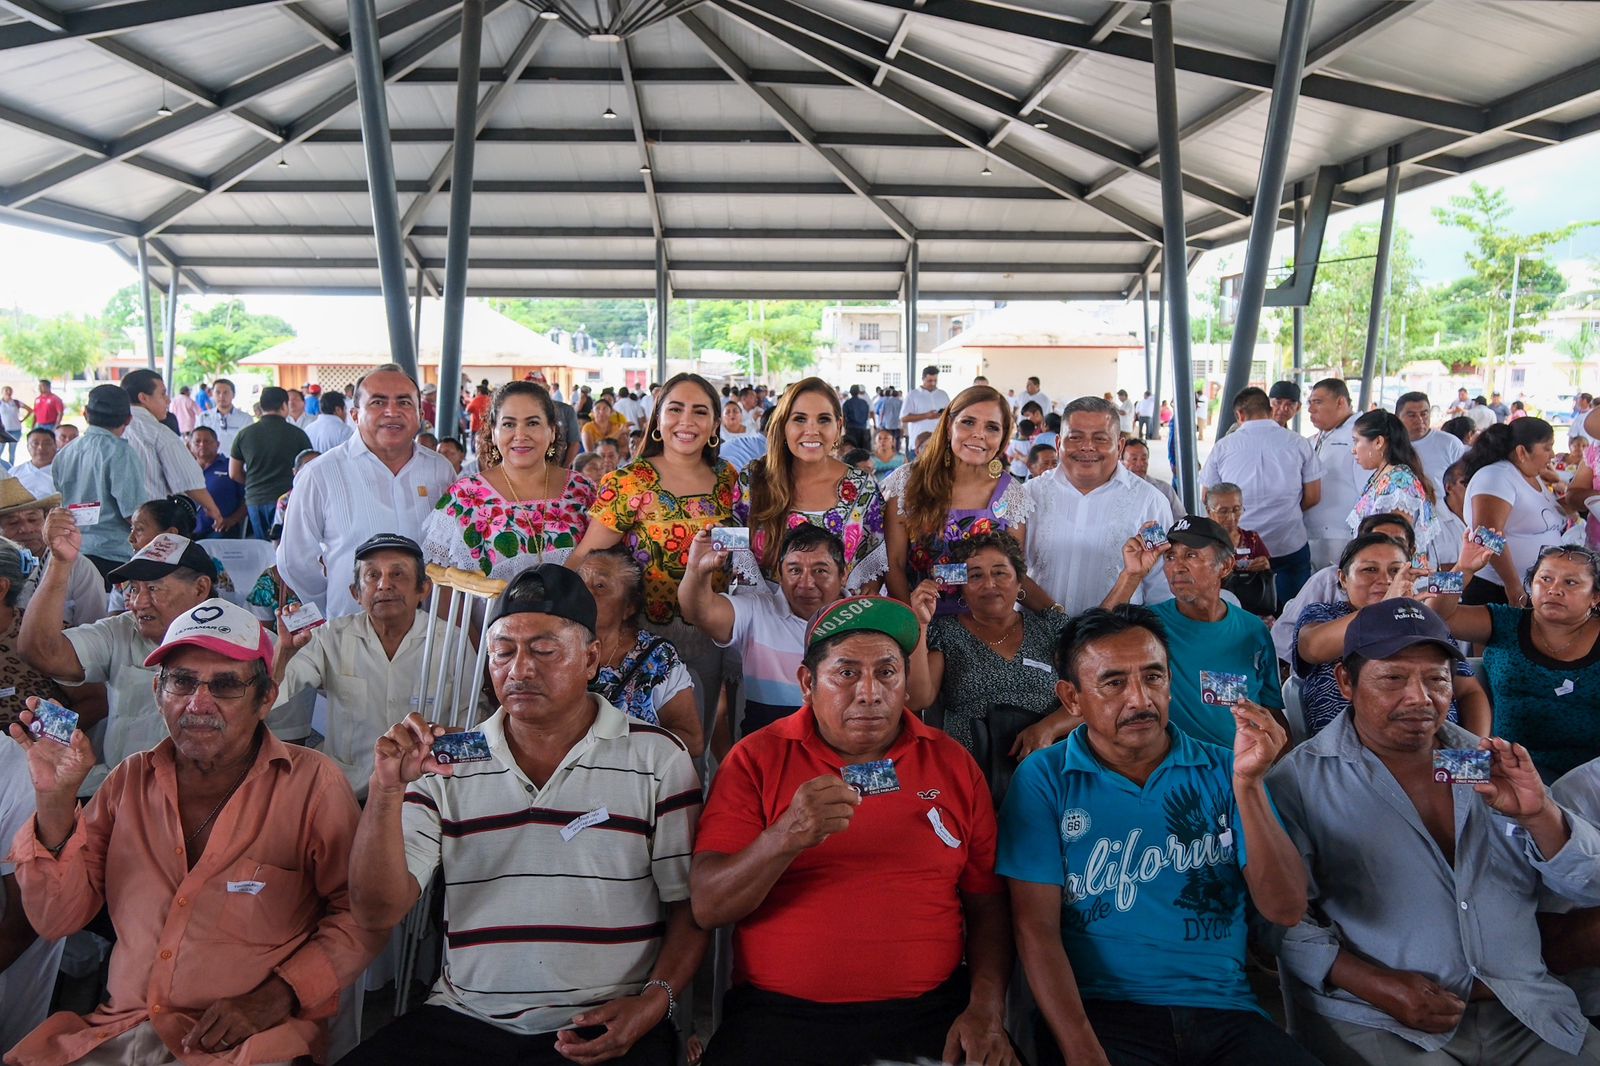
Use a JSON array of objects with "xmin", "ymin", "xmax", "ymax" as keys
[{"xmin": 695, "ymin": 705, "xmax": 1002, "ymax": 1004}]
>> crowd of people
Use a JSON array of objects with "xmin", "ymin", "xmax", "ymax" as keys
[{"xmin": 2, "ymin": 360, "xmax": 1600, "ymax": 1066}]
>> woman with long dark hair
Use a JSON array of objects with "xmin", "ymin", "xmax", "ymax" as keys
[
  {"xmin": 733, "ymin": 376, "xmax": 884, "ymax": 593},
  {"xmin": 1348, "ymin": 410, "xmax": 1438, "ymax": 555},
  {"xmin": 1459, "ymin": 417, "xmax": 1575, "ymax": 605},
  {"xmin": 422, "ymin": 380, "xmax": 594, "ymax": 580}
]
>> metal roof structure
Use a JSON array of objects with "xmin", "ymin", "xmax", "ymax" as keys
[{"xmin": 3, "ymin": 0, "xmax": 1599, "ymax": 305}]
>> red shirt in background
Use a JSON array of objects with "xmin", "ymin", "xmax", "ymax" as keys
[
  {"xmin": 695, "ymin": 705, "xmax": 1002, "ymax": 1004},
  {"xmin": 466, "ymin": 393, "xmax": 492, "ymax": 436},
  {"xmin": 32, "ymin": 392, "xmax": 64, "ymax": 428}
]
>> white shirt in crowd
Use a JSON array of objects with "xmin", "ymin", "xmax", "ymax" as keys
[
  {"xmin": 1466, "ymin": 404, "xmax": 1497, "ymax": 433},
  {"xmin": 1118, "ymin": 399, "xmax": 1136, "ymax": 434},
  {"xmin": 273, "ymin": 609, "xmax": 478, "ymax": 797},
  {"xmin": 1017, "ymin": 389, "xmax": 1052, "ymax": 417},
  {"xmin": 1199, "ymin": 418, "xmax": 1322, "ymax": 557},
  {"xmin": 899, "ymin": 385, "xmax": 950, "ymax": 449},
  {"xmin": 1144, "ymin": 475, "xmax": 1184, "ymax": 522},
  {"xmin": 196, "ymin": 407, "xmax": 255, "ymax": 453},
  {"xmin": 304, "ymin": 411, "xmax": 354, "ymax": 453},
  {"xmin": 615, "ymin": 394, "xmax": 645, "ymax": 428},
  {"xmin": 12, "ymin": 461, "xmax": 53, "ymax": 501},
  {"xmin": 277, "ymin": 434, "xmax": 455, "ymax": 618},
  {"xmin": 57, "ymin": 612, "xmax": 160, "ymax": 796},
  {"xmin": 1136, "ymin": 395, "xmax": 1157, "ymax": 420},
  {"xmin": 1024, "ymin": 463, "xmax": 1172, "ymax": 615},
  {"xmin": 1302, "ymin": 414, "xmax": 1361, "ymax": 568},
  {"xmin": 1411, "ymin": 428, "xmax": 1467, "ymax": 499},
  {"xmin": 123, "ymin": 404, "xmax": 204, "ymax": 499},
  {"xmin": 0, "ymin": 740, "xmax": 66, "ymax": 1052},
  {"xmin": 18, "ymin": 553, "xmax": 108, "ymax": 628},
  {"xmin": 1463, "ymin": 459, "xmax": 1570, "ymax": 588}
]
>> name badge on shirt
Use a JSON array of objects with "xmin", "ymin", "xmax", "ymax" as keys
[
  {"xmin": 1557, "ymin": 679, "xmax": 1576, "ymax": 697},
  {"xmin": 927, "ymin": 808, "xmax": 962, "ymax": 848},
  {"xmin": 561, "ymin": 806, "xmax": 609, "ymax": 842},
  {"xmin": 227, "ymin": 880, "xmax": 266, "ymax": 895},
  {"xmin": 417, "ymin": 485, "xmax": 429, "ymax": 498},
  {"xmin": 0, "ymin": 686, "xmax": 14, "ymax": 699},
  {"xmin": 1021, "ymin": 657, "xmax": 1052, "ymax": 673}
]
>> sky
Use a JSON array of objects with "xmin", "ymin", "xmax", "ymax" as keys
[{"xmin": 1, "ymin": 131, "xmax": 1598, "ymax": 331}]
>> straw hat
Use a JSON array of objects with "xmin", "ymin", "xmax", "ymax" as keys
[{"xmin": 0, "ymin": 477, "xmax": 62, "ymax": 517}]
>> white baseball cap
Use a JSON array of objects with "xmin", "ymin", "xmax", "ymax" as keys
[{"xmin": 144, "ymin": 597, "xmax": 274, "ymax": 670}]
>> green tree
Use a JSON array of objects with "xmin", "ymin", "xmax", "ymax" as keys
[
  {"xmin": 1431, "ymin": 182, "xmax": 1594, "ymax": 367},
  {"xmin": 1559, "ymin": 322, "xmax": 1599, "ymax": 388},
  {"xmin": 1277, "ymin": 223, "xmax": 1430, "ymax": 375},
  {"xmin": 0, "ymin": 314, "xmax": 102, "ymax": 380},
  {"xmin": 489, "ymin": 298, "xmax": 649, "ymax": 344},
  {"xmin": 176, "ymin": 299, "xmax": 295, "ymax": 381},
  {"xmin": 726, "ymin": 302, "xmax": 824, "ymax": 377}
]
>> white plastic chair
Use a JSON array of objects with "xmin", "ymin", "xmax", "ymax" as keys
[
  {"xmin": 1282, "ymin": 675, "xmax": 1309, "ymax": 748},
  {"xmin": 198, "ymin": 538, "xmax": 278, "ymax": 618}
]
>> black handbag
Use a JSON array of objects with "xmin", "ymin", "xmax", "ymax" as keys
[
  {"xmin": 1226, "ymin": 569, "xmax": 1278, "ymax": 618},
  {"xmin": 968, "ymin": 704, "xmax": 1044, "ymax": 809}
]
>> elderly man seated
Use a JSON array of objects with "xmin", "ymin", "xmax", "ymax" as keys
[
  {"xmin": 343, "ymin": 565, "xmax": 704, "ymax": 1066},
  {"xmin": 0, "ymin": 480, "xmax": 106, "ymax": 627},
  {"xmin": 679, "ymin": 525, "xmax": 845, "ymax": 737},
  {"xmin": 1106, "ymin": 515, "xmax": 1284, "ymax": 746},
  {"xmin": 271, "ymin": 533, "xmax": 476, "ymax": 798},
  {"xmin": 692, "ymin": 596, "xmax": 1016, "ymax": 1066},
  {"xmin": 1000, "ymin": 605, "xmax": 1317, "ymax": 1066},
  {"xmin": 1268, "ymin": 599, "xmax": 1600, "ymax": 1065},
  {"xmin": 19, "ymin": 516, "xmax": 217, "ymax": 794},
  {"xmin": 4, "ymin": 598, "xmax": 383, "ymax": 1066}
]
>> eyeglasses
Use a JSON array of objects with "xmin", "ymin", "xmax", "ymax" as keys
[
  {"xmin": 1537, "ymin": 545, "xmax": 1599, "ymax": 563},
  {"xmin": 158, "ymin": 671, "xmax": 257, "ymax": 701}
]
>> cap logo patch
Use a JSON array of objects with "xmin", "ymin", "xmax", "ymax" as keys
[
  {"xmin": 1172, "ymin": 518, "xmax": 1192, "ymax": 532},
  {"xmin": 1394, "ymin": 605, "xmax": 1424, "ymax": 621},
  {"xmin": 190, "ymin": 605, "xmax": 226, "ymax": 624}
]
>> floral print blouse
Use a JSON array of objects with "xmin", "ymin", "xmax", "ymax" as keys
[
  {"xmin": 422, "ymin": 470, "xmax": 596, "ymax": 580},
  {"xmin": 589, "ymin": 458, "xmax": 742, "ymax": 624},
  {"xmin": 732, "ymin": 465, "xmax": 887, "ymax": 593},
  {"xmin": 882, "ymin": 466, "xmax": 1033, "ymax": 615},
  {"xmin": 1349, "ymin": 463, "xmax": 1437, "ymax": 552}
]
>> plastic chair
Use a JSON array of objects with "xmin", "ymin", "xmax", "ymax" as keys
[
  {"xmin": 198, "ymin": 538, "xmax": 278, "ymax": 618},
  {"xmin": 1281, "ymin": 675, "xmax": 1309, "ymax": 748}
]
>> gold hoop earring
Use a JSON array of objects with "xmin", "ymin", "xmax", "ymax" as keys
[
  {"xmin": 1016, "ymin": 588, "xmax": 1026, "ymax": 603},
  {"xmin": 987, "ymin": 458, "xmax": 1004, "ymax": 478},
  {"xmin": 651, "ymin": 428, "xmax": 663, "ymax": 442},
  {"xmin": 708, "ymin": 435, "xmax": 720, "ymax": 448}
]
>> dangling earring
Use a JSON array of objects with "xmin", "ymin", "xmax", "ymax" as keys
[
  {"xmin": 546, "ymin": 445, "xmax": 558, "ymax": 461},
  {"xmin": 987, "ymin": 458, "xmax": 1004, "ymax": 478},
  {"xmin": 943, "ymin": 449, "xmax": 953, "ymax": 468},
  {"xmin": 1016, "ymin": 587, "xmax": 1026, "ymax": 603},
  {"xmin": 651, "ymin": 428, "xmax": 663, "ymax": 442},
  {"xmin": 708, "ymin": 435, "xmax": 721, "ymax": 448},
  {"xmin": 489, "ymin": 443, "xmax": 503, "ymax": 465}
]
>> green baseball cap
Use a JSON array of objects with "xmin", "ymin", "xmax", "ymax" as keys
[{"xmin": 806, "ymin": 595, "xmax": 921, "ymax": 655}]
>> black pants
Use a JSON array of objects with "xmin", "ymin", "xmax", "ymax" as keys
[
  {"xmin": 844, "ymin": 426, "xmax": 871, "ymax": 449},
  {"xmin": 340, "ymin": 1005, "xmax": 677, "ymax": 1066},
  {"xmin": 1036, "ymin": 1000, "xmax": 1322, "ymax": 1066},
  {"xmin": 704, "ymin": 969, "xmax": 968, "ymax": 1066}
]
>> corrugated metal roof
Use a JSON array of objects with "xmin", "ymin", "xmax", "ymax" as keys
[{"xmin": 1, "ymin": 0, "xmax": 1597, "ymax": 301}]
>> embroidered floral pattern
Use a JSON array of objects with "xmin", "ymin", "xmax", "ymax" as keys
[
  {"xmin": 733, "ymin": 465, "xmax": 886, "ymax": 591},
  {"xmin": 423, "ymin": 470, "xmax": 596, "ymax": 579}
]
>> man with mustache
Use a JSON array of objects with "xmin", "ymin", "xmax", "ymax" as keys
[
  {"xmin": 344, "ymin": 565, "xmax": 703, "ymax": 1066},
  {"xmin": 1269, "ymin": 599, "xmax": 1600, "ymax": 1065},
  {"xmin": 1000, "ymin": 605, "xmax": 1314, "ymax": 1066},
  {"xmin": 5, "ymin": 597, "xmax": 382, "ymax": 1066}
]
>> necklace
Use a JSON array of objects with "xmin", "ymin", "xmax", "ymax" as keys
[
  {"xmin": 183, "ymin": 731, "xmax": 261, "ymax": 851},
  {"xmin": 498, "ymin": 458, "xmax": 550, "ymax": 504},
  {"xmin": 968, "ymin": 611, "xmax": 1020, "ymax": 647},
  {"xmin": 1536, "ymin": 618, "xmax": 1595, "ymax": 659}
]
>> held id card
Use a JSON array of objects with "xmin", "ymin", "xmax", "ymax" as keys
[
  {"xmin": 431, "ymin": 730, "xmax": 493, "ymax": 765},
  {"xmin": 1138, "ymin": 522, "xmax": 1169, "ymax": 549},
  {"xmin": 841, "ymin": 758, "xmax": 900, "ymax": 796},
  {"xmin": 1415, "ymin": 571, "xmax": 1465, "ymax": 596},
  {"xmin": 1433, "ymin": 748, "xmax": 1492, "ymax": 784},
  {"xmin": 1470, "ymin": 526, "xmax": 1507, "ymax": 555},
  {"xmin": 933, "ymin": 562, "xmax": 969, "ymax": 585},
  {"xmin": 281, "ymin": 601, "xmax": 325, "ymax": 634},
  {"xmin": 710, "ymin": 527, "xmax": 750, "ymax": 552},
  {"xmin": 29, "ymin": 699, "xmax": 78, "ymax": 746},
  {"xmin": 1199, "ymin": 670, "xmax": 1248, "ymax": 707},
  {"xmin": 67, "ymin": 502, "xmax": 101, "ymax": 527}
]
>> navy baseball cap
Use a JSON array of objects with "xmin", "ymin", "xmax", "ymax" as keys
[
  {"xmin": 353, "ymin": 533, "xmax": 424, "ymax": 562},
  {"xmin": 495, "ymin": 563, "xmax": 597, "ymax": 634},
  {"xmin": 1343, "ymin": 598, "xmax": 1464, "ymax": 662},
  {"xmin": 1167, "ymin": 514, "xmax": 1231, "ymax": 554}
]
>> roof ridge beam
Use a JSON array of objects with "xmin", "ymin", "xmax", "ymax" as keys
[{"xmin": 0, "ymin": 0, "xmax": 289, "ymax": 51}]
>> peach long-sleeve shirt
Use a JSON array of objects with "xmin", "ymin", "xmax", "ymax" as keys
[{"xmin": 5, "ymin": 729, "xmax": 386, "ymax": 1066}]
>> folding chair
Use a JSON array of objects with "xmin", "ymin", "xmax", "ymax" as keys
[
  {"xmin": 1282, "ymin": 675, "xmax": 1309, "ymax": 748},
  {"xmin": 393, "ymin": 564, "xmax": 507, "ymax": 1016}
]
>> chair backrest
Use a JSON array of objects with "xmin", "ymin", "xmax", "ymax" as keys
[
  {"xmin": 198, "ymin": 538, "xmax": 278, "ymax": 618},
  {"xmin": 1282, "ymin": 674, "xmax": 1309, "ymax": 747}
]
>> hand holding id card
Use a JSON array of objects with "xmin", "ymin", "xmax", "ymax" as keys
[
  {"xmin": 28, "ymin": 699, "xmax": 79, "ymax": 746},
  {"xmin": 431, "ymin": 730, "xmax": 492, "ymax": 765}
]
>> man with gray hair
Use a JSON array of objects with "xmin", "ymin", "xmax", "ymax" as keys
[{"xmin": 1025, "ymin": 396, "xmax": 1171, "ymax": 615}]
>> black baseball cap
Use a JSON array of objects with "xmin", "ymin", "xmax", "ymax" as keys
[
  {"xmin": 1269, "ymin": 380, "xmax": 1301, "ymax": 403},
  {"xmin": 354, "ymin": 532, "xmax": 424, "ymax": 562},
  {"xmin": 1167, "ymin": 514, "xmax": 1231, "ymax": 554},
  {"xmin": 109, "ymin": 533, "xmax": 215, "ymax": 583},
  {"xmin": 495, "ymin": 563, "xmax": 597, "ymax": 634},
  {"xmin": 1343, "ymin": 598, "xmax": 1464, "ymax": 663}
]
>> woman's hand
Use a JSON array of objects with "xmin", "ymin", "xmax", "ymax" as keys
[{"xmin": 909, "ymin": 579, "xmax": 940, "ymax": 627}]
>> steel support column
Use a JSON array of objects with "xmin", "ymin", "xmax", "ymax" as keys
[
  {"xmin": 164, "ymin": 269, "xmax": 177, "ymax": 385},
  {"xmin": 1292, "ymin": 189, "xmax": 1305, "ymax": 433},
  {"xmin": 413, "ymin": 260, "xmax": 424, "ymax": 352},
  {"xmin": 136, "ymin": 237, "xmax": 157, "ymax": 371},
  {"xmin": 1151, "ymin": 1, "xmax": 1198, "ymax": 509},
  {"xmin": 437, "ymin": 0, "xmax": 482, "ymax": 440},
  {"xmin": 654, "ymin": 240, "xmax": 668, "ymax": 381},
  {"xmin": 1141, "ymin": 276, "xmax": 1153, "ymax": 396},
  {"xmin": 904, "ymin": 241, "xmax": 919, "ymax": 389},
  {"xmin": 1359, "ymin": 158, "xmax": 1400, "ymax": 410},
  {"xmin": 1151, "ymin": 290, "xmax": 1165, "ymax": 444},
  {"xmin": 347, "ymin": 0, "xmax": 417, "ymax": 376},
  {"xmin": 1216, "ymin": 0, "xmax": 1315, "ymax": 437}
]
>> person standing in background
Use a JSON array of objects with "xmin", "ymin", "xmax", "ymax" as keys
[
  {"xmin": 230, "ymin": 386, "xmax": 313, "ymax": 540},
  {"xmin": 51, "ymin": 385, "xmax": 148, "ymax": 577},
  {"xmin": 169, "ymin": 385, "xmax": 199, "ymax": 433},
  {"xmin": 1303, "ymin": 377, "xmax": 1360, "ymax": 570},
  {"xmin": 30, "ymin": 381, "xmax": 62, "ymax": 433},
  {"xmin": 0, "ymin": 386, "xmax": 31, "ymax": 464},
  {"xmin": 195, "ymin": 377, "xmax": 254, "ymax": 452}
]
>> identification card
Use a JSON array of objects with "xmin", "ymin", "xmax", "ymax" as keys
[
  {"xmin": 67, "ymin": 502, "xmax": 101, "ymax": 527},
  {"xmin": 933, "ymin": 562, "xmax": 968, "ymax": 585},
  {"xmin": 1433, "ymin": 748, "xmax": 1492, "ymax": 784},
  {"xmin": 927, "ymin": 808, "xmax": 962, "ymax": 848},
  {"xmin": 1470, "ymin": 526, "xmax": 1506, "ymax": 555},
  {"xmin": 710, "ymin": 527, "xmax": 750, "ymax": 551},
  {"xmin": 1415, "ymin": 571, "xmax": 1465, "ymax": 596},
  {"xmin": 1138, "ymin": 522, "xmax": 1169, "ymax": 549},
  {"xmin": 560, "ymin": 806, "xmax": 610, "ymax": 842},
  {"xmin": 842, "ymin": 758, "xmax": 900, "ymax": 796},
  {"xmin": 281, "ymin": 601, "xmax": 325, "ymax": 633},
  {"xmin": 1199, "ymin": 670, "xmax": 1248, "ymax": 707},
  {"xmin": 29, "ymin": 699, "xmax": 78, "ymax": 746},
  {"xmin": 226, "ymin": 880, "xmax": 266, "ymax": 895},
  {"xmin": 430, "ymin": 730, "xmax": 492, "ymax": 765}
]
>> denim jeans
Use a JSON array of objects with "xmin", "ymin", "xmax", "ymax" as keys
[
  {"xmin": 1037, "ymin": 1000, "xmax": 1322, "ymax": 1066},
  {"xmin": 247, "ymin": 503, "xmax": 278, "ymax": 541},
  {"xmin": 1271, "ymin": 543, "xmax": 1313, "ymax": 606}
]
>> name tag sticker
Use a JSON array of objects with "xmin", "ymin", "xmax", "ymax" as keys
[
  {"xmin": 1219, "ymin": 830, "xmax": 1234, "ymax": 849},
  {"xmin": 226, "ymin": 880, "xmax": 266, "ymax": 895},
  {"xmin": 927, "ymin": 808, "xmax": 962, "ymax": 848},
  {"xmin": 1022, "ymin": 657, "xmax": 1052, "ymax": 673},
  {"xmin": 1557, "ymin": 679, "xmax": 1575, "ymax": 697},
  {"xmin": 561, "ymin": 806, "xmax": 609, "ymax": 842},
  {"xmin": 0, "ymin": 686, "xmax": 15, "ymax": 699}
]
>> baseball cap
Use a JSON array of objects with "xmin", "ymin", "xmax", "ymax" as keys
[
  {"xmin": 1167, "ymin": 515, "xmax": 1232, "ymax": 554},
  {"xmin": 109, "ymin": 533, "xmax": 215, "ymax": 584},
  {"xmin": 354, "ymin": 532, "xmax": 424, "ymax": 563},
  {"xmin": 144, "ymin": 597, "xmax": 273, "ymax": 669},
  {"xmin": 1269, "ymin": 380, "xmax": 1301, "ymax": 403},
  {"xmin": 494, "ymin": 563, "xmax": 597, "ymax": 634},
  {"xmin": 1343, "ymin": 598, "xmax": 1464, "ymax": 663},
  {"xmin": 85, "ymin": 384, "xmax": 131, "ymax": 424},
  {"xmin": 306, "ymin": 384, "xmax": 322, "ymax": 395},
  {"xmin": 806, "ymin": 595, "xmax": 921, "ymax": 655}
]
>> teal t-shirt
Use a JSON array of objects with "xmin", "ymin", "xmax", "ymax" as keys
[
  {"xmin": 1484, "ymin": 603, "xmax": 1600, "ymax": 783},
  {"xmin": 1149, "ymin": 598, "xmax": 1283, "ymax": 747},
  {"xmin": 997, "ymin": 726, "xmax": 1262, "ymax": 1015}
]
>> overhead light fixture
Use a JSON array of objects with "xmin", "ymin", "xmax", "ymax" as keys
[
  {"xmin": 157, "ymin": 81, "xmax": 173, "ymax": 117},
  {"xmin": 1139, "ymin": 9, "xmax": 1153, "ymax": 26},
  {"xmin": 588, "ymin": 31, "xmax": 622, "ymax": 42},
  {"xmin": 1032, "ymin": 119, "xmax": 1049, "ymax": 129},
  {"xmin": 980, "ymin": 162, "xmax": 993, "ymax": 177},
  {"xmin": 277, "ymin": 154, "xmax": 289, "ymax": 169},
  {"xmin": 537, "ymin": 7, "xmax": 560, "ymax": 18},
  {"xmin": 603, "ymin": 105, "xmax": 617, "ymax": 119},
  {"xmin": 639, "ymin": 163, "xmax": 651, "ymax": 173}
]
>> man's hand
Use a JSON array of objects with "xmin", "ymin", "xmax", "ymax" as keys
[
  {"xmin": 182, "ymin": 974, "xmax": 297, "ymax": 1054},
  {"xmin": 774, "ymin": 776, "xmax": 860, "ymax": 851},
  {"xmin": 9, "ymin": 699, "xmax": 96, "ymax": 800},
  {"xmin": 1231, "ymin": 700, "xmax": 1286, "ymax": 785},
  {"xmin": 200, "ymin": 498, "xmax": 224, "ymax": 527},
  {"xmin": 42, "ymin": 508, "xmax": 80, "ymax": 564},
  {"xmin": 1119, "ymin": 536, "xmax": 1168, "ymax": 580},
  {"xmin": 554, "ymin": 988, "xmax": 669, "ymax": 1065},
  {"xmin": 370, "ymin": 713, "xmax": 452, "ymax": 797},
  {"xmin": 1368, "ymin": 970, "xmax": 1465, "ymax": 1034},
  {"xmin": 1010, "ymin": 709, "xmax": 1079, "ymax": 761},
  {"xmin": 685, "ymin": 529, "xmax": 725, "ymax": 577},
  {"xmin": 941, "ymin": 1003, "xmax": 1018, "ymax": 1066},
  {"xmin": 909, "ymin": 579, "xmax": 940, "ymax": 628},
  {"xmin": 1473, "ymin": 737, "xmax": 1550, "ymax": 819}
]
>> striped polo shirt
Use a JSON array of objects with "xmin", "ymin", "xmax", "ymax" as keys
[{"xmin": 402, "ymin": 697, "xmax": 701, "ymax": 1035}]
